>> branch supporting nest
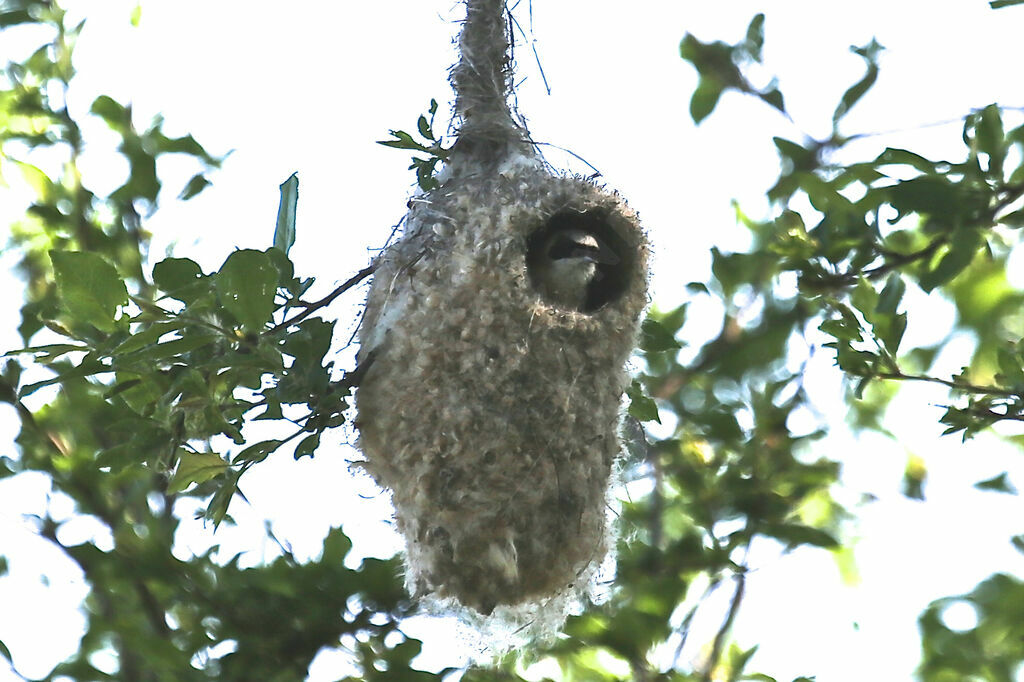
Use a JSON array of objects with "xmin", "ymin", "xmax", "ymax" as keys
[{"xmin": 450, "ymin": 0, "xmax": 532, "ymax": 162}]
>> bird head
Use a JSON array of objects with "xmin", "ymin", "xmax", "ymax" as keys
[{"xmin": 532, "ymin": 228, "xmax": 617, "ymax": 310}]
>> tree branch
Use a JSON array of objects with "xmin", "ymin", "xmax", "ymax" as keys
[
  {"xmin": 269, "ymin": 264, "xmax": 375, "ymax": 334},
  {"xmin": 871, "ymin": 370, "xmax": 1018, "ymax": 397}
]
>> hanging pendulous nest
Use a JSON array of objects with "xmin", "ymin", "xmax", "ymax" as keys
[{"xmin": 355, "ymin": 0, "xmax": 649, "ymax": 618}]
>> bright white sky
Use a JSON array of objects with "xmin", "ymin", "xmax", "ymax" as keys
[{"xmin": 1, "ymin": 1, "xmax": 1023, "ymax": 680}]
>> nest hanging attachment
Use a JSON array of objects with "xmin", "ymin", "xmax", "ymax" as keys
[{"xmin": 356, "ymin": 0, "xmax": 649, "ymax": 618}]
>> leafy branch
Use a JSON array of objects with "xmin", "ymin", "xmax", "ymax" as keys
[{"xmin": 377, "ymin": 98, "xmax": 450, "ymax": 190}]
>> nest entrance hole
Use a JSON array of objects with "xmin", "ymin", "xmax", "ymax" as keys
[{"xmin": 526, "ymin": 209, "xmax": 634, "ymax": 313}]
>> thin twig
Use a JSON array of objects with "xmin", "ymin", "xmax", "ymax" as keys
[
  {"xmin": 269, "ymin": 264, "xmax": 375, "ymax": 334},
  {"xmin": 872, "ymin": 370, "xmax": 1018, "ymax": 397},
  {"xmin": 671, "ymin": 575, "xmax": 723, "ymax": 669},
  {"xmin": 701, "ymin": 569, "xmax": 747, "ymax": 682}
]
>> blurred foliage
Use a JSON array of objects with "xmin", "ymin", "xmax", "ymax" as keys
[
  {"xmin": 918, "ymin": 573, "xmax": 1024, "ymax": 681},
  {"xmin": 1, "ymin": 4, "xmax": 1021, "ymax": 682}
]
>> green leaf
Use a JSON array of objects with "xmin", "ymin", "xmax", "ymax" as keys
[
  {"xmin": 179, "ymin": 173, "xmax": 211, "ymax": 200},
  {"xmin": 761, "ymin": 522, "xmax": 840, "ymax": 550},
  {"xmin": 0, "ymin": 11, "xmax": 34, "ymax": 27},
  {"xmin": 168, "ymin": 451, "xmax": 229, "ymax": 494},
  {"xmin": 14, "ymin": 160, "xmax": 55, "ymax": 200},
  {"xmin": 121, "ymin": 334, "xmax": 218, "ymax": 364},
  {"xmin": 417, "ymin": 114, "xmax": 432, "ymax": 140},
  {"xmin": 204, "ymin": 474, "xmax": 238, "ymax": 527},
  {"xmin": 233, "ymin": 440, "xmax": 281, "ymax": 465},
  {"xmin": 294, "ymin": 432, "xmax": 320, "ymax": 459},
  {"xmin": 998, "ymin": 207, "xmax": 1024, "ymax": 228},
  {"xmin": 875, "ymin": 273, "xmax": 906, "ymax": 315},
  {"xmin": 991, "ymin": 0, "xmax": 1024, "ymax": 8},
  {"xmin": 626, "ymin": 380, "xmax": 660, "ymax": 423},
  {"xmin": 90, "ymin": 95, "xmax": 128, "ymax": 130},
  {"xmin": 321, "ymin": 527, "xmax": 353, "ymax": 565},
  {"xmin": 759, "ymin": 87, "xmax": 785, "ymax": 112},
  {"xmin": 888, "ymin": 176, "xmax": 959, "ymax": 218},
  {"xmin": 5, "ymin": 343, "xmax": 87, "ymax": 362},
  {"xmin": 819, "ymin": 318, "xmax": 862, "ymax": 343},
  {"xmin": 51, "ymin": 251, "xmax": 128, "ymax": 332},
  {"xmin": 876, "ymin": 147, "xmax": 939, "ymax": 173},
  {"xmin": 215, "ymin": 249, "xmax": 278, "ymax": 332},
  {"xmin": 919, "ymin": 229, "xmax": 982, "ymax": 292},
  {"xmin": 274, "ymin": 173, "xmax": 299, "ymax": 255},
  {"xmin": 153, "ymin": 257, "xmax": 205, "ymax": 301},
  {"xmin": 1012, "ymin": 535, "xmax": 1024, "ymax": 554},
  {"xmin": 743, "ymin": 13, "xmax": 766, "ymax": 61},
  {"xmin": 773, "ymin": 137, "xmax": 817, "ymax": 172},
  {"xmin": 254, "ymin": 399, "xmax": 284, "ymax": 421},
  {"xmin": 689, "ymin": 77, "xmax": 723, "ymax": 124},
  {"xmin": 975, "ymin": 104, "xmax": 1005, "ymax": 174},
  {"xmin": 878, "ymin": 311, "xmax": 907, "ymax": 355},
  {"xmin": 833, "ymin": 40, "xmax": 882, "ymax": 124},
  {"xmin": 377, "ymin": 129, "xmax": 429, "ymax": 152},
  {"xmin": 18, "ymin": 357, "xmax": 109, "ymax": 397},
  {"xmin": 640, "ymin": 318, "xmax": 682, "ymax": 352},
  {"xmin": 974, "ymin": 472, "xmax": 1017, "ymax": 494},
  {"xmin": 0, "ymin": 637, "xmax": 10, "ymax": 662}
]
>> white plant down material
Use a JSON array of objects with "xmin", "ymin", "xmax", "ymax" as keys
[{"xmin": 354, "ymin": 0, "xmax": 649, "ymax": 625}]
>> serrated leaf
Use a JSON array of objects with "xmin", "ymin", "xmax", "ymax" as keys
[
  {"xmin": 169, "ymin": 451, "xmax": 228, "ymax": 493},
  {"xmin": 640, "ymin": 318, "xmax": 682, "ymax": 352},
  {"xmin": 626, "ymin": 380, "xmax": 660, "ymax": 423},
  {"xmin": 274, "ymin": 173, "xmax": 299, "ymax": 255},
  {"xmin": 819, "ymin": 318, "xmax": 862, "ymax": 342},
  {"xmin": 51, "ymin": 251, "xmax": 128, "ymax": 332},
  {"xmin": 377, "ymin": 129, "xmax": 429, "ymax": 152},
  {"xmin": 215, "ymin": 249, "xmax": 278, "ymax": 332}
]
